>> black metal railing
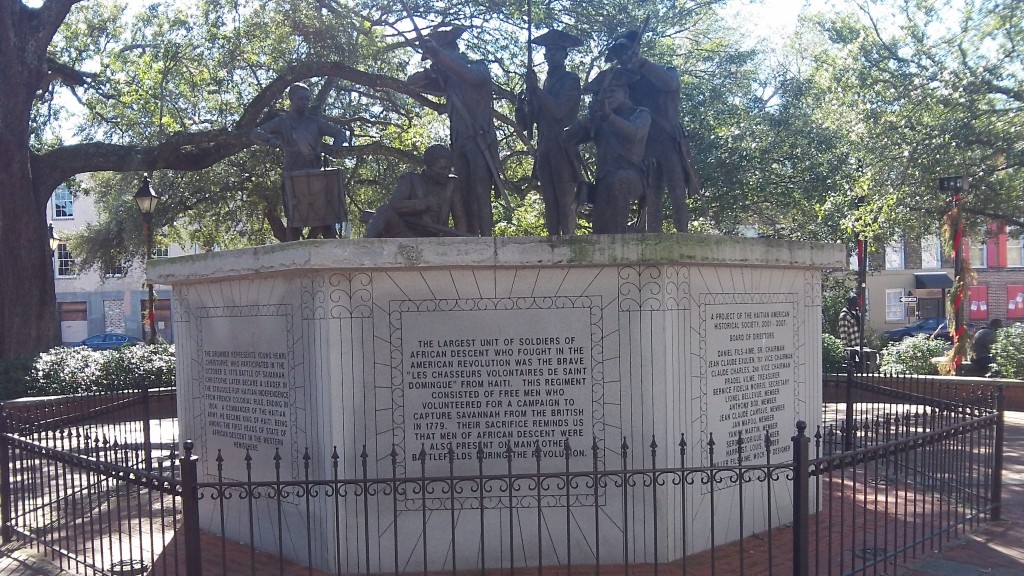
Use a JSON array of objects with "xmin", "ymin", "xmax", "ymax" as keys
[
  {"xmin": 3, "ymin": 387, "xmax": 178, "ymax": 472},
  {"xmin": 0, "ymin": 377, "xmax": 1004, "ymax": 576}
]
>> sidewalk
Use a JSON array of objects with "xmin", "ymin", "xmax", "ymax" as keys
[
  {"xmin": 898, "ymin": 410, "xmax": 1024, "ymax": 575},
  {"xmin": 0, "ymin": 544, "xmax": 70, "ymax": 576},
  {"xmin": 2, "ymin": 413, "xmax": 1022, "ymax": 576}
]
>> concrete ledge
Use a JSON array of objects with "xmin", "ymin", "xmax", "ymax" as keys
[
  {"xmin": 148, "ymin": 234, "xmax": 845, "ymax": 284},
  {"xmin": 4, "ymin": 388, "xmax": 177, "ymax": 429},
  {"xmin": 824, "ymin": 373, "xmax": 1024, "ymax": 411}
]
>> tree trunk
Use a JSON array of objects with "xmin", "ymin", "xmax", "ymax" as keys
[
  {"xmin": 0, "ymin": 0, "xmax": 69, "ymax": 360},
  {"xmin": 0, "ymin": 132, "xmax": 61, "ymax": 359}
]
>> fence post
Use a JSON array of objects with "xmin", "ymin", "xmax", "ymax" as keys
[
  {"xmin": 991, "ymin": 386, "xmax": 1005, "ymax": 521},
  {"xmin": 141, "ymin": 380, "xmax": 152, "ymax": 472},
  {"xmin": 844, "ymin": 367, "xmax": 855, "ymax": 452},
  {"xmin": 181, "ymin": 440, "xmax": 203, "ymax": 576},
  {"xmin": 791, "ymin": 421, "xmax": 809, "ymax": 576},
  {"xmin": 0, "ymin": 406, "xmax": 11, "ymax": 543}
]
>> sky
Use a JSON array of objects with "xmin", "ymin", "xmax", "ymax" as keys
[{"xmin": 725, "ymin": 0, "xmax": 811, "ymax": 40}]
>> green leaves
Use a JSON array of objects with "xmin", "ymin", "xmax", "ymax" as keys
[
  {"xmin": 993, "ymin": 323, "xmax": 1024, "ymax": 379},
  {"xmin": 46, "ymin": 0, "xmax": 1024, "ymax": 265}
]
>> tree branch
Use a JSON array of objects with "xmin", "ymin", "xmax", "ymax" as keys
[
  {"xmin": 31, "ymin": 56, "xmax": 532, "ymax": 197},
  {"xmin": 39, "ymin": 55, "xmax": 96, "ymax": 92}
]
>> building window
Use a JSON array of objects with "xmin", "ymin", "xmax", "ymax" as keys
[
  {"xmin": 885, "ymin": 240, "xmax": 904, "ymax": 270},
  {"xmin": 58, "ymin": 301, "xmax": 87, "ymax": 322},
  {"xmin": 52, "ymin": 186, "xmax": 73, "ymax": 219},
  {"xmin": 969, "ymin": 285, "xmax": 989, "ymax": 320},
  {"xmin": 103, "ymin": 263, "xmax": 126, "ymax": 278},
  {"xmin": 921, "ymin": 235, "xmax": 942, "ymax": 269},
  {"xmin": 56, "ymin": 243, "xmax": 75, "ymax": 277},
  {"xmin": 969, "ymin": 236, "xmax": 987, "ymax": 268},
  {"xmin": 1009, "ymin": 235, "xmax": 1023, "ymax": 267},
  {"xmin": 885, "ymin": 289, "xmax": 905, "ymax": 322},
  {"xmin": 153, "ymin": 245, "xmax": 169, "ymax": 258}
]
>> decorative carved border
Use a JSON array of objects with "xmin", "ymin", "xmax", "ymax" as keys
[
  {"xmin": 301, "ymin": 272, "xmax": 372, "ymax": 319},
  {"xmin": 618, "ymin": 266, "xmax": 691, "ymax": 311}
]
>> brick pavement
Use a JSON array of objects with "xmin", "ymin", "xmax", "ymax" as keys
[
  {"xmin": 896, "ymin": 410, "xmax": 1024, "ymax": 575},
  {"xmin": 0, "ymin": 544, "xmax": 71, "ymax": 576},
  {"xmin": 3, "ymin": 412, "xmax": 1022, "ymax": 575}
]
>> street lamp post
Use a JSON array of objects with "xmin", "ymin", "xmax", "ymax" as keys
[
  {"xmin": 48, "ymin": 223, "xmax": 62, "ymax": 343},
  {"xmin": 134, "ymin": 175, "xmax": 160, "ymax": 345}
]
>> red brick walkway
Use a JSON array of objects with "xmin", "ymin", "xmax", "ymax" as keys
[{"xmin": 138, "ymin": 477, "xmax": 982, "ymax": 576}]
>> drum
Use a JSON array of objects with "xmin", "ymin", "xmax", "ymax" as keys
[{"xmin": 283, "ymin": 168, "xmax": 347, "ymax": 228}]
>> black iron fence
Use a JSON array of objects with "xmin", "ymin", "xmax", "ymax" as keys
[{"xmin": 0, "ymin": 375, "xmax": 1005, "ymax": 576}]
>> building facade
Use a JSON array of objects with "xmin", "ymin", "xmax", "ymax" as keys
[
  {"xmin": 49, "ymin": 186, "xmax": 185, "ymax": 345},
  {"xmin": 861, "ymin": 225, "xmax": 1024, "ymax": 336}
]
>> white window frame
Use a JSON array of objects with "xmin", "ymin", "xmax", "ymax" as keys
[
  {"xmin": 885, "ymin": 288, "xmax": 905, "ymax": 322},
  {"xmin": 969, "ymin": 236, "xmax": 987, "ymax": 268},
  {"xmin": 56, "ymin": 243, "xmax": 75, "ymax": 278},
  {"xmin": 52, "ymin": 187, "xmax": 74, "ymax": 220},
  {"xmin": 1009, "ymin": 235, "xmax": 1023, "ymax": 267},
  {"xmin": 885, "ymin": 240, "xmax": 905, "ymax": 270},
  {"xmin": 921, "ymin": 235, "xmax": 942, "ymax": 269},
  {"xmin": 103, "ymin": 263, "xmax": 126, "ymax": 278}
]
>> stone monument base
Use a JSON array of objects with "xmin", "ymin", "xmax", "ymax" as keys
[{"xmin": 151, "ymin": 234, "xmax": 843, "ymax": 572}]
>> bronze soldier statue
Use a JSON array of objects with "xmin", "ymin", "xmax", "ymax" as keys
[
  {"xmin": 251, "ymin": 83, "xmax": 349, "ymax": 241},
  {"xmin": 364, "ymin": 145, "xmax": 467, "ymax": 238},
  {"xmin": 408, "ymin": 27, "xmax": 503, "ymax": 237},
  {"xmin": 605, "ymin": 31, "xmax": 701, "ymax": 233},
  {"xmin": 517, "ymin": 29, "xmax": 584, "ymax": 236},
  {"xmin": 569, "ymin": 70, "xmax": 650, "ymax": 234}
]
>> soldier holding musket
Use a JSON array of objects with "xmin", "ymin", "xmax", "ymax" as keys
[
  {"xmin": 407, "ymin": 26, "xmax": 505, "ymax": 237},
  {"xmin": 568, "ymin": 69, "xmax": 650, "ymax": 234},
  {"xmin": 516, "ymin": 29, "xmax": 585, "ymax": 236},
  {"xmin": 604, "ymin": 30, "xmax": 701, "ymax": 233}
]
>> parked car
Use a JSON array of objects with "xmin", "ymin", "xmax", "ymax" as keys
[
  {"xmin": 78, "ymin": 333, "xmax": 142, "ymax": 350},
  {"xmin": 883, "ymin": 317, "xmax": 974, "ymax": 342}
]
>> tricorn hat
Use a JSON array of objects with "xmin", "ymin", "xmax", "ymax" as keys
[
  {"xmin": 603, "ymin": 29, "xmax": 640, "ymax": 63},
  {"xmin": 530, "ymin": 29, "xmax": 584, "ymax": 49},
  {"xmin": 583, "ymin": 67, "xmax": 641, "ymax": 94},
  {"xmin": 424, "ymin": 26, "xmax": 466, "ymax": 47}
]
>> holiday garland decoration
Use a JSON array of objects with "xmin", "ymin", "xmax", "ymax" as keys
[{"xmin": 942, "ymin": 190, "xmax": 975, "ymax": 375}]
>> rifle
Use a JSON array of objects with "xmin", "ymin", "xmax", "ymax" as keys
[
  {"xmin": 525, "ymin": 0, "xmax": 534, "ymax": 142},
  {"xmin": 624, "ymin": 15, "xmax": 651, "ymax": 69},
  {"xmin": 592, "ymin": 15, "xmax": 651, "ymax": 124},
  {"xmin": 397, "ymin": 1, "xmax": 515, "ymax": 219}
]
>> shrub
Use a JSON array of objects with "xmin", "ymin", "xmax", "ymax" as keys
[
  {"xmin": 993, "ymin": 323, "xmax": 1024, "ymax": 379},
  {"xmin": 30, "ymin": 346, "xmax": 104, "ymax": 395},
  {"xmin": 879, "ymin": 335, "xmax": 948, "ymax": 375},
  {"xmin": 822, "ymin": 334, "xmax": 846, "ymax": 373},
  {"xmin": 30, "ymin": 344, "xmax": 175, "ymax": 396},
  {"xmin": 93, "ymin": 343, "xmax": 176, "ymax": 391}
]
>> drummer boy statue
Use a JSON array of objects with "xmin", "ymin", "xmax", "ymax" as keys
[{"xmin": 251, "ymin": 82, "xmax": 349, "ymax": 240}]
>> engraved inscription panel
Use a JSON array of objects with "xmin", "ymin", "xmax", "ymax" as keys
[
  {"xmin": 399, "ymin": 306, "xmax": 595, "ymax": 476},
  {"xmin": 705, "ymin": 299, "xmax": 796, "ymax": 464},
  {"xmin": 200, "ymin": 313, "xmax": 292, "ymax": 481}
]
